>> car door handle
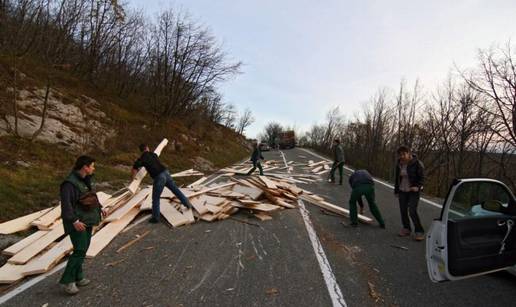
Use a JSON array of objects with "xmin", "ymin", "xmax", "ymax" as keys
[{"xmin": 498, "ymin": 219, "xmax": 514, "ymax": 255}]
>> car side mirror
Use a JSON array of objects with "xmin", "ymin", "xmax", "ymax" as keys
[{"xmin": 481, "ymin": 200, "xmax": 503, "ymax": 212}]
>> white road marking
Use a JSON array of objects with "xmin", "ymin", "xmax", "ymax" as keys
[
  {"xmin": 297, "ymin": 148, "xmax": 443, "ymax": 210},
  {"xmin": 280, "ymin": 150, "xmax": 347, "ymax": 307},
  {"xmin": 0, "ymin": 261, "xmax": 67, "ymax": 306}
]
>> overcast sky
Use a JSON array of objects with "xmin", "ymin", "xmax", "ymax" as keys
[{"xmin": 127, "ymin": 0, "xmax": 516, "ymax": 138}]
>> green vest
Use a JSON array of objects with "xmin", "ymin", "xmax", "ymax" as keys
[{"xmin": 63, "ymin": 171, "xmax": 101, "ymax": 229}]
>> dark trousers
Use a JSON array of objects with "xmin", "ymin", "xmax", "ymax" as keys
[
  {"xmin": 60, "ymin": 226, "xmax": 92, "ymax": 284},
  {"xmin": 152, "ymin": 170, "xmax": 190, "ymax": 220},
  {"xmin": 329, "ymin": 161, "xmax": 344, "ymax": 183},
  {"xmin": 349, "ymin": 184, "xmax": 385, "ymax": 225},
  {"xmin": 398, "ymin": 191, "xmax": 424, "ymax": 233},
  {"xmin": 247, "ymin": 161, "xmax": 263, "ymax": 175}
]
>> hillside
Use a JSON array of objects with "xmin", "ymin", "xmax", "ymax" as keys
[{"xmin": 0, "ymin": 56, "xmax": 250, "ymax": 222}]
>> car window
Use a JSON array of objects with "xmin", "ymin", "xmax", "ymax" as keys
[{"xmin": 448, "ymin": 181, "xmax": 514, "ymax": 220}]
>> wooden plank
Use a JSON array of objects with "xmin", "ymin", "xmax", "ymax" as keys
[
  {"xmin": 204, "ymin": 204, "xmax": 222, "ymax": 214},
  {"xmin": 128, "ymin": 138, "xmax": 168, "ymax": 193},
  {"xmin": 182, "ymin": 208, "xmax": 195, "ymax": 224},
  {"xmin": 259, "ymin": 176, "xmax": 277, "ymax": 189},
  {"xmin": 86, "ymin": 207, "xmax": 140, "ymax": 258},
  {"xmin": 308, "ymin": 161, "xmax": 327, "ymax": 167},
  {"xmin": 232, "ymin": 184, "xmax": 263, "ymax": 200},
  {"xmin": 196, "ymin": 195, "xmax": 226, "ymax": 206},
  {"xmin": 276, "ymin": 199, "xmax": 297, "ymax": 209},
  {"xmin": 0, "ymin": 263, "xmax": 25, "ymax": 284},
  {"xmin": 105, "ymin": 187, "xmax": 151, "ymax": 222},
  {"xmin": 139, "ymin": 193, "xmax": 153, "ymax": 211},
  {"xmin": 8, "ymin": 221, "xmax": 64, "ymax": 265},
  {"xmin": 22, "ymin": 236, "xmax": 72, "ymax": 276},
  {"xmin": 299, "ymin": 195, "xmax": 373, "ymax": 223},
  {"xmin": 2, "ymin": 230, "xmax": 49, "ymax": 256},
  {"xmin": 316, "ymin": 169, "xmax": 330, "ymax": 175},
  {"xmin": 311, "ymin": 166, "xmax": 323, "ymax": 173},
  {"xmin": 116, "ymin": 230, "xmax": 151, "ymax": 253},
  {"xmin": 254, "ymin": 213, "xmax": 273, "ymax": 221},
  {"xmin": 31, "ymin": 205, "xmax": 61, "ymax": 230},
  {"xmin": 232, "ymin": 202, "xmax": 280, "ymax": 212},
  {"xmin": 0, "ymin": 208, "xmax": 52, "ymax": 235},
  {"xmin": 182, "ymin": 182, "xmax": 237, "ymax": 199},
  {"xmin": 189, "ymin": 199, "xmax": 209, "ymax": 215},
  {"xmin": 103, "ymin": 190, "xmax": 131, "ymax": 209},
  {"xmin": 187, "ymin": 176, "xmax": 208, "ymax": 188},
  {"xmin": 160, "ymin": 203, "xmax": 189, "ymax": 227}
]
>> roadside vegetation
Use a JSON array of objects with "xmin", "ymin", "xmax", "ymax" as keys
[{"xmin": 0, "ymin": 0, "xmax": 252, "ymax": 221}]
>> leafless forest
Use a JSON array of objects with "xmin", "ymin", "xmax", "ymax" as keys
[
  {"xmin": 296, "ymin": 44, "xmax": 516, "ymax": 196},
  {"xmin": 0, "ymin": 0, "xmax": 255, "ymax": 137}
]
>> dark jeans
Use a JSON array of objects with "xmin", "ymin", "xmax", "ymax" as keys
[
  {"xmin": 398, "ymin": 191, "xmax": 424, "ymax": 233},
  {"xmin": 60, "ymin": 226, "xmax": 92, "ymax": 284},
  {"xmin": 329, "ymin": 161, "xmax": 344, "ymax": 183},
  {"xmin": 349, "ymin": 184, "xmax": 385, "ymax": 226},
  {"xmin": 247, "ymin": 160, "xmax": 263, "ymax": 175},
  {"xmin": 152, "ymin": 170, "xmax": 190, "ymax": 220}
]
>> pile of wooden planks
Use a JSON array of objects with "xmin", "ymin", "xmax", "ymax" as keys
[
  {"xmin": 304, "ymin": 160, "xmax": 332, "ymax": 175},
  {"xmin": 0, "ymin": 172, "xmax": 302, "ymax": 284},
  {"xmin": 0, "ymin": 143, "xmax": 371, "ymax": 285}
]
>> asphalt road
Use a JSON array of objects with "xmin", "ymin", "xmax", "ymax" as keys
[{"xmin": 2, "ymin": 148, "xmax": 516, "ymax": 307}]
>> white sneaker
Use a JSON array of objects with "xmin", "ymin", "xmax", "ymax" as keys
[
  {"xmin": 76, "ymin": 278, "xmax": 90, "ymax": 287},
  {"xmin": 62, "ymin": 283, "xmax": 79, "ymax": 295}
]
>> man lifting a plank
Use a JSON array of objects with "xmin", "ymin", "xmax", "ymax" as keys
[
  {"xmin": 132, "ymin": 144, "xmax": 193, "ymax": 224},
  {"xmin": 60, "ymin": 155, "xmax": 106, "ymax": 295},
  {"xmin": 347, "ymin": 169, "xmax": 385, "ymax": 228}
]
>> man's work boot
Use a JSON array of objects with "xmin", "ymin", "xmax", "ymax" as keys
[
  {"xmin": 148, "ymin": 217, "xmax": 159, "ymax": 224},
  {"xmin": 398, "ymin": 228, "xmax": 411, "ymax": 237},
  {"xmin": 414, "ymin": 233, "xmax": 425, "ymax": 241},
  {"xmin": 62, "ymin": 283, "xmax": 79, "ymax": 295},
  {"xmin": 76, "ymin": 278, "xmax": 90, "ymax": 287}
]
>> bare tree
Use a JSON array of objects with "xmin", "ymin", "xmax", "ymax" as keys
[
  {"xmin": 236, "ymin": 108, "xmax": 254, "ymax": 135},
  {"xmin": 262, "ymin": 122, "xmax": 283, "ymax": 146},
  {"xmin": 464, "ymin": 44, "xmax": 516, "ymax": 147}
]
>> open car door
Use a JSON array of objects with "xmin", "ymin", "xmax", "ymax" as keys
[{"xmin": 426, "ymin": 178, "xmax": 516, "ymax": 282}]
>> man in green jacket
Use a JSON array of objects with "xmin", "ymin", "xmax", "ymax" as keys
[
  {"xmin": 59, "ymin": 155, "xmax": 106, "ymax": 295},
  {"xmin": 329, "ymin": 139, "xmax": 345, "ymax": 185},
  {"xmin": 348, "ymin": 169, "xmax": 385, "ymax": 228}
]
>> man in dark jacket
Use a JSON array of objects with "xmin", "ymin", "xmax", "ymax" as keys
[
  {"xmin": 394, "ymin": 146, "xmax": 425, "ymax": 241},
  {"xmin": 59, "ymin": 155, "xmax": 106, "ymax": 295},
  {"xmin": 348, "ymin": 169, "xmax": 385, "ymax": 228},
  {"xmin": 247, "ymin": 141, "xmax": 265, "ymax": 175},
  {"xmin": 132, "ymin": 144, "xmax": 193, "ymax": 223},
  {"xmin": 329, "ymin": 139, "xmax": 345, "ymax": 184}
]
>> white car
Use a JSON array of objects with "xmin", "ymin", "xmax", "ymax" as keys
[{"xmin": 426, "ymin": 178, "xmax": 516, "ymax": 282}]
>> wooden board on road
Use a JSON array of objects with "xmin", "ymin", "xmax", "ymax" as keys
[
  {"xmin": 86, "ymin": 207, "xmax": 140, "ymax": 258},
  {"xmin": 30, "ymin": 206, "xmax": 61, "ymax": 230},
  {"xmin": 2, "ymin": 230, "xmax": 48, "ymax": 256},
  {"xmin": 8, "ymin": 221, "xmax": 64, "ymax": 265},
  {"xmin": 0, "ymin": 208, "xmax": 52, "ymax": 234}
]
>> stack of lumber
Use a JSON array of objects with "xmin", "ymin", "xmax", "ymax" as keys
[
  {"xmin": 0, "ymin": 143, "xmax": 369, "ymax": 285},
  {"xmin": 0, "ymin": 173, "xmax": 302, "ymax": 284},
  {"xmin": 304, "ymin": 160, "xmax": 332, "ymax": 175}
]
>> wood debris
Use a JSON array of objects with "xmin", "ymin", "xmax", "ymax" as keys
[{"xmin": 0, "ymin": 141, "xmax": 369, "ymax": 285}]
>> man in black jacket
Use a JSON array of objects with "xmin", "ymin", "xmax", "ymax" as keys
[
  {"xmin": 59, "ymin": 155, "xmax": 106, "ymax": 295},
  {"xmin": 328, "ymin": 139, "xmax": 345, "ymax": 184},
  {"xmin": 247, "ymin": 141, "xmax": 265, "ymax": 175},
  {"xmin": 132, "ymin": 144, "xmax": 193, "ymax": 223},
  {"xmin": 394, "ymin": 146, "xmax": 425, "ymax": 241}
]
